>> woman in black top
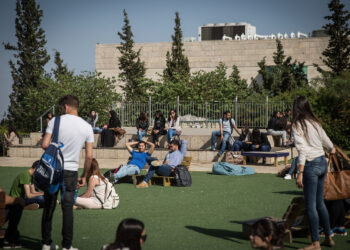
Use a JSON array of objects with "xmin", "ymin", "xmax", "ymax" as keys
[
  {"xmin": 136, "ymin": 112, "xmax": 149, "ymax": 141},
  {"xmin": 151, "ymin": 110, "xmax": 166, "ymax": 147},
  {"xmin": 101, "ymin": 110, "xmax": 121, "ymax": 147}
]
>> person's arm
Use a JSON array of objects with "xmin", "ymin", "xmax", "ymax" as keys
[
  {"xmin": 80, "ymin": 176, "xmax": 99, "ymax": 198},
  {"xmin": 78, "ymin": 142, "xmax": 93, "ymax": 188},
  {"xmin": 126, "ymin": 141, "xmax": 138, "ymax": 153},
  {"xmin": 42, "ymin": 118, "xmax": 55, "ymax": 149},
  {"xmin": 93, "ymin": 113, "xmax": 99, "ymax": 127},
  {"xmin": 145, "ymin": 140, "xmax": 155, "ymax": 155},
  {"xmin": 233, "ymin": 124, "xmax": 240, "ymax": 136},
  {"xmin": 30, "ymin": 184, "xmax": 44, "ymax": 196},
  {"xmin": 292, "ymin": 127, "xmax": 307, "ymax": 188},
  {"xmin": 180, "ymin": 140, "xmax": 188, "ymax": 158},
  {"xmin": 219, "ymin": 119, "xmax": 224, "ymax": 141},
  {"xmin": 24, "ymin": 184, "xmax": 43, "ymax": 198},
  {"xmin": 175, "ymin": 118, "xmax": 181, "ymax": 132},
  {"xmin": 3, "ymin": 133, "xmax": 9, "ymax": 141}
]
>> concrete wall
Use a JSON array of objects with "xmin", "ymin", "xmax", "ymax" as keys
[{"xmin": 95, "ymin": 37, "xmax": 328, "ymax": 92}]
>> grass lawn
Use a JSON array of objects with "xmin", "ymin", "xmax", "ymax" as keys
[{"xmin": 1, "ymin": 167, "xmax": 349, "ymax": 250}]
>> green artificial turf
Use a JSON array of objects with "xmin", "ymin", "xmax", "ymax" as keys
[{"xmin": 1, "ymin": 167, "xmax": 349, "ymax": 250}]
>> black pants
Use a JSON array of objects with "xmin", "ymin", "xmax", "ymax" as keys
[
  {"xmin": 42, "ymin": 170, "xmax": 77, "ymax": 248},
  {"xmin": 152, "ymin": 129, "xmax": 166, "ymax": 143},
  {"xmin": 5, "ymin": 204, "xmax": 23, "ymax": 244},
  {"xmin": 325, "ymin": 200, "xmax": 346, "ymax": 228}
]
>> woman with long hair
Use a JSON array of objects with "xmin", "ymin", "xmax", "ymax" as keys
[
  {"xmin": 103, "ymin": 218, "xmax": 146, "ymax": 250},
  {"xmin": 4, "ymin": 124, "xmax": 20, "ymax": 147},
  {"xmin": 136, "ymin": 112, "xmax": 149, "ymax": 141},
  {"xmin": 86, "ymin": 110, "xmax": 100, "ymax": 133},
  {"xmin": 151, "ymin": 110, "xmax": 166, "ymax": 147},
  {"xmin": 166, "ymin": 109, "xmax": 181, "ymax": 143},
  {"xmin": 75, "ymin": 159, "xmax": 119, "ymax": 209},
  {"xmin": 250, "ymin": 219, "xmax": 284, "ymax": 250},
  {"xmin": 292, "ymin": 96, "xmax": 335, "ymax": 250},
  {"xmin": 101, "ymin": 110, "xmax": 122, "ymax": 147}
]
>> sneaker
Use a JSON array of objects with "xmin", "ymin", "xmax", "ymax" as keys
[
  {"xmin": 210, "ymin": 147, "xmax": 215, "ymax": 151},
  {"xmin": 136, "ymin": 181, "xmax": 149, "ymax": 188},
  {"xmin": 62, "ymin": 247, "xmax": 78, "ymax": 250},
  {"xmin": 3, "ymin": 241, "xmax": 22, "ymax": 249},
  {"xmin": 319, "ymin": 228, "xmax": 334, "ymax": 237},
  {"xmin": 284, "ymin": 174, "xmax": 292, "ymax": 180},
  {"xmin": 24, "ymin": 203, "xmax": 40, "ymax": 210},
  {"xmin": 334, "ymin": 227, "xmax": 347, "ymax": 236},
  {"xmin": 42, "ymin": 244, "xmax": 59, "ymax": 250}
]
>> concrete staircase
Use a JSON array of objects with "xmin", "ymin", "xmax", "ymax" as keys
[{"xmin": 4, "ymin": 128, "xmax": 296, "ymax": 172}]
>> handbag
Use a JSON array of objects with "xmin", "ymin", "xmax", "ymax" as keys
[
  {"xmin": 228, "ymin": 136, "xmax": 235, "ymax": 147},
  {"xmin": 323, "ymin": 148, "xmax": 350, "ymax": 200},
  {"xmin": 225, "ymin": 151, "xmax": 243, "ymax": 164}
]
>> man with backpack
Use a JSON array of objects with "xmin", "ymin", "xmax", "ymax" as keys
[
  {"xmin": 41, "ymin": 95, "xmax": 94, "ymax": 250},
  {"xmin": 211, "ymin": 111, "xmax": 240, "ymax": 157},
  {"xmin": 136, "ymin": 139, "xmax": 187, "ymax": 188}
]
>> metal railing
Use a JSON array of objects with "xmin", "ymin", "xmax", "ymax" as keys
[{"xmin": 37, "ymin": 105, "xmax": 55, "ymax": 132}]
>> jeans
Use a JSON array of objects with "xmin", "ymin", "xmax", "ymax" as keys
[
  {"xmin": 211, "ymin": 130, "xmax": 231, "ymax": 155},
  {"xmin": 5, "ymin": 204, "xmax": 23, "ymax": 244},
  {"xmin": 287, "ymin": 157, "xmax": 298, "ymax": 175},
  {"xmin": 250, "ymin": 144, "xmax": 271, "ymax": 152},
  {"xmin": 137, "ymin": 130, "xmax": 147, "ymax": 141},
  {"xmin": 25, "ymin": 195, "xmax": 45, "ymax": 207},
  {"xmin": 114, "ymin": 164, "xmax": 140, "ymax": 183},
  {"xmin": 93, "ymin": 127, "xmax": 103, "ymax": 134},
  {"xmin": 267, "ymin": 129, "xmax": 287, "ymax": 145},
  {"xmin": 167, "ymin": 128, "xmax": 177, "ymax": 143},
  {"xmin": 303, "ymin": 155, "xmax": 331, "ymax": 242},
  {"xmin": 152, "ymin": 129, "xmax": 166, "ymax": 143},
  {"xmin": 42, "ymin": 170, "xmax": 77, "ymax": 249},
  {"xmin": 232, "ymin": 140, "xmax": 250, "ymax": 151},
  {"xmin": 144, "ymin": 164, "xmax": 173, "ymax": 183}
]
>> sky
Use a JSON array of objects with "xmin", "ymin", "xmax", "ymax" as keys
[{"xmin": 0, "ymin": 0, "xmax": 344, "ymax": 120}]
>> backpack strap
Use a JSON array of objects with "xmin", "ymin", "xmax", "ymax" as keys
[{"xmin": 52, "ymin": 116, "xmax": 61, "ymax": 143}]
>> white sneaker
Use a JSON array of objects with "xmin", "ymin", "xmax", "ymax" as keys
[
  {"xmin": 284, "ymin": 174, "xmax": 292, "ymax": 180},
  {"xmin": 42, "ymin": 244, "xmax": 59, "ymax": 250},
  {"xmin": 62, "ymin": 247, "xmax": 78, "ymax": 250}
]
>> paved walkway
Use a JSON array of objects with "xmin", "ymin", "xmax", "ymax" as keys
[{"xmin": 0, "ymin": 157, "xmax": 286, "ymax": 174}]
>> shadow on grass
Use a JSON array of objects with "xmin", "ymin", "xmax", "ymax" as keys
[
  {"xmin": 273, "ymin": 190, "xmax": 303, "ymax": 196},
  {"xmin": 19, "ymin": 235, "xmax": 42, "ymax": 250},
  {"xmin": 185, "ymin": 225, "xmax": 244, "ymax": 243}
]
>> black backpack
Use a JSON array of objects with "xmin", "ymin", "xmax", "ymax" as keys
[{"xmin": 174, "ymin": 165, "xmax": 192, "ymax": 187}]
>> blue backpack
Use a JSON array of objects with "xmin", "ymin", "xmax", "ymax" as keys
[{"xmin": 34, "ymin": 116, "xmax": 64, "ymax": 194}]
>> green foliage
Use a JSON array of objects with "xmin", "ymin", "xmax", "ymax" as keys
[
  {"xmin": 318, "ymin": 0, "xmax": 350, "ymax": 76},
  {"xmin": 163, "ymin": 12, "xmax": 190, "ymax": 82},
  {"xmin": 52, "ymin": 50, "xmax": 73, "ymax": 80},
  {"xmin": 257, "ymin": 40, "xmax": 308, "ymax": 96},
  {"xmin": 117, "ymin": 9, "xmax": 147, "ymax": 101},
  {"xmin": 23, "ymin": 72, "xmax": 121, "ymax": 130},
  {"xmin": 3, "ymin": 0, "xmax": 50, "ymax": 131}
]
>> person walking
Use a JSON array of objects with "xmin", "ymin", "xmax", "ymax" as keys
[{"xmin": 292, "ymin": 96, "xmax": 335, "ymax": 250}]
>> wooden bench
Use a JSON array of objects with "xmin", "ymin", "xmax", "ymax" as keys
[
  {"xmin": 0, "ymin": 191, "xmax": 6, "ymax": 239},
  {"xmin": 241, "ymin": 151, "xmax": 289, "ymax": 167},
  {"xmin": 132, "ymin": 156, "xmax": 192, "ymax": 187}
]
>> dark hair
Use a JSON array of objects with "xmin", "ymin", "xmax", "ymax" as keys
[
  {"xmin": 271, "ymin": 111, "xmax": 279, "ymax": 118},
  {"xmin": 58, "ymin": 95, "xmax": 79, "ymax": 109},
  {"xmin": 137, "ymin": 141, "xmax": 146, "ymax": 148},
  {"xmin": 251, "ymin": 219, "xmax": 284, "ymax": 248},
  {"xmin": 47, "ymin": 112, "xmax": 53, "ymax": 119},
  {"xmin": 169, "ymin": 139, "xmax": 180, "ymax": 147},
  {"xmin": 168, "ymin": 109, "xmax": 178, "ymax": 122},
  {"xmin": 8, "ymin": 124, "xmax": 20, "ymax": 138},
  {"xmin": 242, "ymin": 125, "xmax": 250, "ymax": 135},
  {"xmin": 31, "ymin": 160, "xmax": 40, "ymax": 169},
  {"xmin": 154, "ymin": 110, "xmax": 163, "ymax": 118},
  {"xmin": 86, "ymin": 158, "xmax": 105, "ymax": 184},
  {"xmin": 139, "ymin": 112, "xmax": 148, "ymax": 122},
  {"xmin": 223, "ymin": 110, "xmax": 231, "ymax": 116},
  {"xmin": 292, "ymin": 96, "xmax": 321, "ymax": 139},
  {"xmin": 252, "ymin": 128, "xmax": 262, "ymax": 145},
  {"xmin": 109, "ymin": 110, "xmax": 120, "ymax": 128},
  {"xmin": 285, "ymin": 108, "xmax": 291, "ymax": 113},
  {"xmin": 105, "ymin": 218, "xmax": 145, "ymax": 250}
]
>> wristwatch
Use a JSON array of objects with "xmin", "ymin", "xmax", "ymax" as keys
[{"xmin": 297, "ymin": 170, "xmax": 304, "ymax": 174}]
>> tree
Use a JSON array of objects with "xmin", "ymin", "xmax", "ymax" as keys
[
  {"xmin": 52, "ymin": 50, "xmax": 73, "ymax": 80},
  {"xmin": 117, "ymin": 9, "xmax": 147, "ymax": 101},
  {"xmin": 318, "ymin": 0, "xmax": 350, "ymax": 76},
  {"xmin": 3, "ymin": 0, "xmax": 50, "ymax": 131},
  {"xmin": 163, "ymin": 12, "xmax": 190, "ymax": 82}
]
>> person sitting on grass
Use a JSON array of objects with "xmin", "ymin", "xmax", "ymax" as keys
[
  {"xmin": 9, "ymin": 160, "xmax": 44, "ymax": 209},
  {"xmin": 136, "ymin": 139, "xmax": 187, "ymax": 188},
  {"xmin": 102, "ymin": 218, "xmax": 147, "ymax": 250},
  {"xmin": 113, "ymin": 140, "xmax": 155, "ymax": 184},
  {"xmin": 75, "ymin": 158, "xmax": 119, "ymax": 209},
  {"xmin": 249, "ymin": 219, "xmax": 284, "ymax": 250},
  {"xmin": 231, "ymin": 125, "xmax": 252, "ymax": 151},
  {"xmin": 0, "ymin": 186, "xmax": 25, "ymax": 249}
]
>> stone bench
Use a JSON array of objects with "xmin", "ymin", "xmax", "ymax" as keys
[{"xmin": 241, "ymin": 151, "xmax": 289, "ymax": 167}]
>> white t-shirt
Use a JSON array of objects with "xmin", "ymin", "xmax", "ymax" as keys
[{"xmin": 46, "ymin": 114, "xmax": 94, "ymax": 171}]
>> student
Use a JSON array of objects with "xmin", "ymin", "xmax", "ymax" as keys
[
  {"xmin": 232, "ymin": 125, "xmax": 252, "ymax": 151},
  {"xmin": 3, "ymin": 125, "xmax": 19, "ymax": 147},
  {"xmin": 266, "ymin": 111, "xmax": 287, "ymax": 147},
  {"xmin": 86, "ymin": 110, "xmax": 101, "ymax": 133},
  {"xmin": 113, "ymin": 140, "xmax": 155, "ymax": 184},
  {"xmin": 250, "ymin": 128, "xmax": 271, "ymax": 152},
  {"xmin": 211, "ymin": 111, "xmax": 240, "ymax": 157},
  {"xmin": 75, "ymin": 159, "xmax": 119, "ymax": 209},
  {"xmin": 293, "ymin": 96, "xmax": 335, "ymax": 249},
  {"xmin": 250, "ymin": 219, "xmax": 284, "ymax": 250},
  {"xmin": 151, "ymin": 110, "xmax": 166, "ymax": 147},
  {"xmin": 102, "ymin": 218, "xmax": 146, "ymax": 250},
  {"xmin": 165, "ymin": 109, "xmax": 182, "ymax": 143},
  {"xmin": 0, "ymin": 186, "xmax": 25, "ymax": 248},
  {"xmin": 41, "ymin": 95, "xmax": 94, "ymax": 250},
  {"xmin": 136, "ymin": 139, "xmax": 187, "ymax": 188},
  {"xmin": 9, "ymin": 160, "xmax": 44, "ymax": 208},
  {"xmin": 136, "ymin": 112, "xmax": 149, "ymax": 141},
  {"xmin": 101, "ymin": 110, "xmax": 122, "ymax": 147}
]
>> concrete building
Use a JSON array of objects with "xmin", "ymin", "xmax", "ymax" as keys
[{"xmin": 95, "ymin": 37, "xmax": 328, "ymax": 93}]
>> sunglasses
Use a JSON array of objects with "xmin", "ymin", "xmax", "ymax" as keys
[{"xmin": 141, "ymin": 234, "xmax": 147, "ymax": 242}]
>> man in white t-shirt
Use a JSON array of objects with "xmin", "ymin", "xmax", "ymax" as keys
[
  {"xmin": 211, "ymin": 111, "xmax": 240, "ymax": 156},
  {"xmin": 41, "ymin": 95, "xmax": 94, "ymax": 250}
]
